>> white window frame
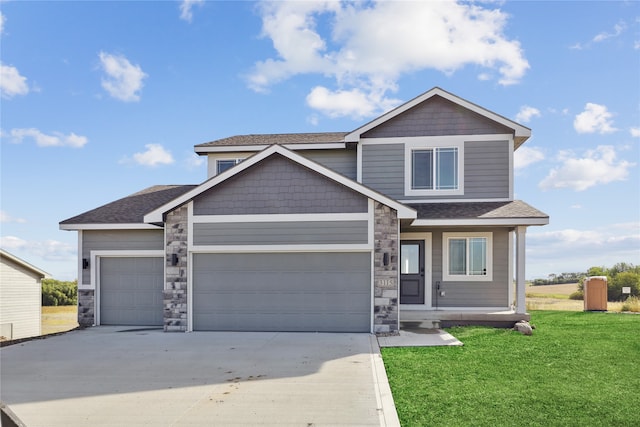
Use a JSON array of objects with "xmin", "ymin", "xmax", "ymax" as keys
[
  {"xmin": 404, "ymin": 138, "xmax": 464, "ymax": 197},
  {"xmin": 206, "ymin": 153, "xmax": 251, "ymax": 178},
  {"xmin": 216, "ymin": 158, "xmax": 243, "ymax": 174},
  {"xmin": 442, "ymin": 232, "xmax": 493, "ymax": 282}
]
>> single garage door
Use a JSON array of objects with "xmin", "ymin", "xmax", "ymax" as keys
[
  {"xmin": 193, "ymin": 252, "xmax": 371, "ymax": 332},
  {"xmin": 100, "ymin": 257, "xmax": 164, "ymax": 326}
]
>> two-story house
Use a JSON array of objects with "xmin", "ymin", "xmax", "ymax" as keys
[{"xmin": 60, "ymin": 87, "xmax": 548, "ymax": 334}]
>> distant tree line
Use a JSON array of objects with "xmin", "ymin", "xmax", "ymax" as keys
[
  {"xmin": 534, "ymin": 263, "xmax": 639, "ymax": 302},
  {"xmin": 42, "ymin": 279, "xmax": 77, "ymax": 306},
  {"xmin": 531, "ymin": 272, "xmax": 584, "ymax": 286}
]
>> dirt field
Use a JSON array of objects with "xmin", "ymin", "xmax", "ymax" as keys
[
  {"xmin": 526, "ymin": 282, "xmax": 624, "ymax": 312},
  {"xmin": 527, "ymin": 282, "xmax": 579, "ymax": 296},
  {"xmin": 41, "ymin": 306, "xmax": 78, "ymax": 335}
]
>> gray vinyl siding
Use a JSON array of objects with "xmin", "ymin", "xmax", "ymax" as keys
[
  {"xmin": 81, "ymin": 229, "xmax": 164, "ymax": 284},
  {"xmin": 464, "ymin": 141, "xmax": 510, "ymax": 199},
  {"xmin": 430, "ymin": 228, "xmax": 510, "ymax": 308},
  {"xmin": 361, "ymin": 144, "xmax": 404, "ymax": 199},
  {"xmin": 194, "ymin": 154, "xmax": 368, "ymax": 215},
  {"xmin": 193, "ymin": 220, "xmax": 368, "ymax": 246},
  {"xmin": 361, "ymin": 140, "xmax": 510, "ymax": 200},
  {"xmin": 298, "ymin": 149, "xmax": 357, "ymax": 180},
  {"xmin": 0, "ymin": 257, "xmax": 42, "ymax": 340}
]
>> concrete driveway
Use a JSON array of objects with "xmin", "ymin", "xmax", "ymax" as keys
[{"xmin": 0, "ymin": 327, "xmax": 399, "ymax": 426}]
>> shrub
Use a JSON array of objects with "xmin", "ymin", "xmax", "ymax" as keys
[
  {"xmin": 621, "ymin": 296, "xmax": 640, "ymax": 313},
  {"xmin": 569, "ymin": 290, "xmax": 584, "ymax": 300},
  {"xmin": 42, "ymin": 279, "xmax": 77, "ymax": 306},
  {"xmin": 608, "ymin": 272, "xmax": 640, "ymax": 302}
]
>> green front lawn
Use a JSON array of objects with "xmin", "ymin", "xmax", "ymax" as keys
[{"xmin": 382, "ymin": 311, "xmax": 640, "ymax": 426}]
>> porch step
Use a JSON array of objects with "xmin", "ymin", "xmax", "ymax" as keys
[{"xmin": 400, "ymin": 320, "xmax": 441, "ymax": 330}]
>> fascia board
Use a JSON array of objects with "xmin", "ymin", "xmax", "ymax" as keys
[
  {"xmin": 410, "ymin": 218, "xmax": 549, "ymax": 227},
  {"xmin": 194, "ymin": 143, "xmax": 346, "ymax": 154},
  {"xmin": 59, "ymin": 223, "xmax": 162, "ymax": 231}
]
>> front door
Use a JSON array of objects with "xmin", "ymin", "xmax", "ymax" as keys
[{"xmin": 400, "ymin": 240, "xmax": 425, "ymax": 304}]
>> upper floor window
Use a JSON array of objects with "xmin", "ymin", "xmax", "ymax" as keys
[
  {"xmin": 412, "ymin": 147, "xmax": 458, "ymax": 190},
  {"xmin": 216, "ymin": 158, "xmax": 243, "ymax": 174},
  {"xmin": 404, "ymin": 138, "xmax": 464, "ymax": 197}
]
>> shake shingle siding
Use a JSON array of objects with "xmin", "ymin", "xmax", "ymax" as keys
[
  {"xmin": 361, "ymin": 95, "xmax": 512, "ymax": 138},
  {"xmin": 193, "ymin": 155, "xmax": 368, "ymax": 215}
]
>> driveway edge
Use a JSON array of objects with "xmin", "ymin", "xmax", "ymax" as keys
[{"xmin": 369, "ymin": 335, "xmax": 401, "ymax": 427}]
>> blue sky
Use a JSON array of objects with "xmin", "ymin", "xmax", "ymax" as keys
[{"xmin": 1, "ymin": 0, "xmax": 638, "ymax": 280}]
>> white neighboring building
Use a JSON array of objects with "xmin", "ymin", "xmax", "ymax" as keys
[{"xmin": 0, "ymin": 249, "xmax": 48, "ymax": 340}]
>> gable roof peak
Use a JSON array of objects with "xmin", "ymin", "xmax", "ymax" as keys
[{"xmin": 345, "ymin": 87, "xmax": 531, "ymax": 147}]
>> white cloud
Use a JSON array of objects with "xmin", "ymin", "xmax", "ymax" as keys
[
  {"xmin": 179, "ymin": 0, "xmax": 204, "ymax": 22},
  {"xmin": 527, "ymin": 223, "xmax": 640, "ymax": 277},
  {"xmin": 0, "ymin": 11, "xmax": 5, "ymax": 34},
  {"xmin": 573, "ymin": 103, "xmax": 617, "ymax": 134},
  {"xmin": 593, "ymin": 21, "xmax": 626, "ymax": 43},
  {"xmin": 0, "ymin": 63, "xmax": 29, "ymax": 99},
  {"xmin": 5, "ymin": 128, "xmax": 88, "ymax": 148},
  {"xmin": 0, "ymin": 211, "xmax": 27, "ymax": 224},
  {"xmin": 98, "ymin": 52, "xmax": 147, "ymax": 102},
  {"xmin": 515, "ymin": 105, "xmax": 541, "ymax": 123},
  {"xmin": 306, "ymin": 86, "xmax": 401, "ymax": 120},
  {"xmin": 539, "ymin": 145, "xmax": 634, "ymax": 191},
  {"xmin": 514, "ymin": 146, "xmax": 544, "ymax": 170},
  {"xmin": 130, "ymin": 144, "xmax": 174, "ymax": 167},
  {"xmin": 0, "ymin": 236, "xmax": 76, "ymax": 262},
  {"xmin": 630, "ymin": 127, "xmax": 640, "ymax": 137},
  {"xmin": 571, "ymin": 20, "xmax": 628, "ymax": 50},
  {"xmin": 249, "ymin": 0, "xmax": 529, "ymax": 118}
]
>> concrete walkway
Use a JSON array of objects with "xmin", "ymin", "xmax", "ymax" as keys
[
  {"xmin": 377, "ymin": 329, "xmax": 463, "ymax": 348},
  {"xmin": 0, "ymin": 327, "xmax": 400, "ymax": 426}
]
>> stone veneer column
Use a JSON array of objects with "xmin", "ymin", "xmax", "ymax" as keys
[
  {"xmin": 164, "ymin": 206, "xmax": 188, "ymax": 331},
  {"xmin": 77, "ymin": 289, "xmax": 95, "ymax": 326},
  {"xmin": 373, "ymin": 202, "xmax": 399, "ymax": 335}
]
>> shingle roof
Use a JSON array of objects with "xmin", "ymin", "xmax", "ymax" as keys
[
  {"xmin": 60, "ymin": 185, "xmax": 197, "ymax": 225},
  {"xmin": 408, "ymin": 200, "xmax": 548, "ymax": 220},
  {"xmin": 195, "ymin": 132, "xmax": 349, "ymax": 148}
]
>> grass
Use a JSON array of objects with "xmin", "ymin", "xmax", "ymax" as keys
[
  {"xmin": 41, "ymin": 305, "xmax": 78, "ymax": 335},
  {"xmin": 382, "ymin": 311, "xmax": 640, "ymax": 427}
]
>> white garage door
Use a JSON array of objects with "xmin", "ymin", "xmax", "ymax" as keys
[
  {"xmin": 192, "ymin": 252, "xmax": 371, "ymax": 332},
  {"xmin": 100, "ymin": 257, "xmax": 164, "ymax": 326}
]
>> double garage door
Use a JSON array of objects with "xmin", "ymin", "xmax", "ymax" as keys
[
  {"xmin": 99, "ymin": 253, "xmax": 371, "ymax": 332},
  {"xmin": 193, "ymin": 252, "xmax": 371, "ymax": 332}
]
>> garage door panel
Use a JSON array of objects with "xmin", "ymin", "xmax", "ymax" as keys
[
  {"xmin": 193, "ymin": 253, "xmax": 371, "ymax": 332},
  {"xmin": 100, "ymin": 257, "xmax": 164, "ymax": 326}
]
